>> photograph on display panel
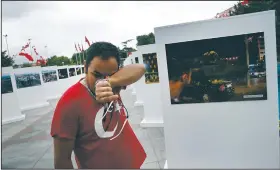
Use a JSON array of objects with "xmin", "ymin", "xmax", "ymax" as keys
[
  {"xmin": 82, "ymin": 66, "xmax": 85, "ymax": 73},
  {"xmin": 69, "ymin": 67, "xmax": 76, "ymax": 77},
  {"xmin": 42, "ymin": 70, "xmax": 58, "ymax": 83},
  {"xmin": 2, "ymin": 74, "xmax": 13, "ymax": 94},
  {"xmin": 58, "ymin": 68, "xmax": 68, "ymax": 79},
  {"xmin": 166, "ymin": 32, "xmax": 267, "ymax": 104},
  {"xmin": 143, "ymin": 53, "xmax": 160, "ymax": 84},
  {"xmin": 135, "ymin": 57, "xmax": 139, "ymax": 63},
  {"xmin": 15, "ymin": 73, "xmax": 42, "ymax": 89},
  {"xmin": 76, "ymin": 67, "xmax": 82, "ymax": 75}
]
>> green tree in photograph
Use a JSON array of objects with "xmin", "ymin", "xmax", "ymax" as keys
[
  {"xmin": 1, "ymin": 50, "xmax": 14, "ymax": 67},
  {"xmin": 136, "ymin": 32, "xmax": 155, "ymax": 46},
  {"xmin": 230, "ymin": 0, "xmax": 280, "ymax": 60}
]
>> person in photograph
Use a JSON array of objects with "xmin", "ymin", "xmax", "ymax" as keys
[
  {"xmin": 168, "ymin": 57, "xmax": 191, "ymax": 103},
  {"xmin": 169, "ymin": 70, "xmax": 190, "ymax": 103},
  {"xmin": 51, "ymin": 42, "xmax": 146, "ymax": 169}
]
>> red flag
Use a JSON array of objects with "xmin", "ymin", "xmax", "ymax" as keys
[
  {"xmin": 241, "ymin": 0, "xmax": 249, "ymax": 5},
  {"xmin": 85, "ymin": 36, "xmax": 91, "ymax": 46},
  {"xmin": 36, "ymin": 56, "xmax": 47, "ymax": 65},
  {"xmin": 82, "ymin": 44, "xmax": 84, "ymax": 52},
  {"xmin": 19, "ymin": 52, "xmax": 34, "ymax": 61},
  {"xmin": 40, "ymin": 56, "xmax": 46, "ymax": 63},
  {"xmin": 78, "ymin": 44, "xmax": 82, "ymax": 52}
]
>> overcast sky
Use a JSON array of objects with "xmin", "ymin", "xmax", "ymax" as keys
[{"xmin": 2, "ymin": 1, "xmax": 237, "ymax": 64}]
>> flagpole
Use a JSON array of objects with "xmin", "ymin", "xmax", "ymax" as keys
[
  {"xmin": 83, "ymin": 49, "xmax": 85, "ymax": 64},
  {"xmin": 79, "ymin": 51, "xmax": 82, "ymax": 65},
  {"xmin": 28, "ymin": 39, "xmax": 33, "ymax": 64},
  {"xmin": 45, "ymin": 45, "xmax": 48, "ymax": 58},
  {"xmin": 79, "ymin": 43, "xmax": 82, "ymax": 65},
  {"xmin": 74, "ymin": 43, "xmax": 78, "ymax": 65},
  {"xmin": 76, "ymin": 52, "xmax": 79, "ymax": 65},
  {"xmin": 81, "ymin": 40, "xmax": 84, "ymax": 64}
]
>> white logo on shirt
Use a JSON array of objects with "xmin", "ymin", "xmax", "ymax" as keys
[{"xmin": 94, "ymin": 102, "xmax": 121, "ymax": 138}]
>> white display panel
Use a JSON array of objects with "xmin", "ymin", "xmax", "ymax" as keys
[
  {"xmin": 137, "ymin": 44, "xmax": 164, "ymax": 127},
  {"xmin": 2, "ymin": 67, "xmax": 25, "ymax": 124},
  {"xmin": 13, "ymin": 66, "xmax": 49, "ymax": 111},
  {"xmin": 42, "ymin": 66, "xmax": 61, "ymax": 100},
  {"xmin": 130, "ymin": 51, "xmax": 145, "ymax": 106},
  {"xmin": 154, "ymin": 10, "xmax": 279, "ymax": 168}
]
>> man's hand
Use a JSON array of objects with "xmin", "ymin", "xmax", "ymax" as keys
[{"xmin": 95, "ymin": 80, "xmax": 119, "ymax": 103}]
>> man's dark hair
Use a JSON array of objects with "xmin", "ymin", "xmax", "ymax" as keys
[{"xmin": 85, "ymin": 41, "xmax": 120, "ymax": 73}]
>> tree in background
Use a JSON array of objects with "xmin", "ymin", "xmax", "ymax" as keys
[
  {"xmin": 121, "ymin": 39, "xmax": 137, "ymax": 55},
  {"xmin": 118, "ymin": 39, "xmax": 137, "ymax": 66},
  {"xmin": 46, "ymin": 55, "xmax": 73, "ymax": 66},
  {"xmin": 71, "ymin": 52, "xmax": 84, "ymax": 65},
  {"xmin": 1, "ymin": 50, "xmax": 14, "ymax": 67},
  {"xmin": 22, "ymin": 63, "xmax": 32, "ymax": 68},
  {"xmin": 230, "ymin": 0, "xmax": 280, "ymax": 60},
  {"xmin": 136, "ymin": 32, "xmax": 155, "ymax": 46}
]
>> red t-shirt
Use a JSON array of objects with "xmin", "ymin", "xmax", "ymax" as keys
[{"xmin": 50, "ymin": 80, "xmax": 146, "ymax": 168}]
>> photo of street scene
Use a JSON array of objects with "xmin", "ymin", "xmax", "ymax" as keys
[
  {"xmin": 58, "ymin": 68, "xmax": 68, "ymax": 79},
  {"xmin": 135, "ymin": 57, "xmax": 139, "ymax": 63},
  {"xmin": 15, "ymin": 73, "xmax": 42, "ymax": 89},
  {"xmin": 42, "ymin": 70, "xmax": 58, "ymax": 83},
  {"xmin": 166, "ymin": 32, "xmax": 267, "ymax": 104},
  {"xmin": 76, "ymin": 67, "xmax": 82, "ymax": 75},
  {"xmin": 69, "ymin": 68, "xmax": 76, "ymax": 77},
  {"xmin": 143, "ymin": 53, "xmax": 160, "ymax": 84},
  {"xmin": 2, "ymin": 74, "xmax": 13, "ymax": 94}
]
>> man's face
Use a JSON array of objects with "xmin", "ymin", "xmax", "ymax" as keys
[
  {"xmin": 85, "ymin": 56, "xmax": 119, "ymax": 91},
  {"xmin": 181, "ymin": 73, "xmax": 191, "ymax": 85}
]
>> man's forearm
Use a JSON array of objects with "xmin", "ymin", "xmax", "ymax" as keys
[
  {"xmin": 109, "ymin": 64, "xmax": 145, "ymax": 87},
  {"xmin": 54, "ymin": 159, "xmax": 74, "ymax": 169}
]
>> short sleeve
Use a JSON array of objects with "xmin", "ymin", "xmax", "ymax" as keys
[{"xmin": 50, "ymin": 98, "xmax": 79, "ymax": 140}]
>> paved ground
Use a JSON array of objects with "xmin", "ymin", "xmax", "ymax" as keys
[{"xmin": 1, "ymin": 89, "xmax": 166, "ymax": 169}]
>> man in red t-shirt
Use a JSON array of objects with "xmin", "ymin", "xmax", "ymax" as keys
[{"xmin": 51, "ymin": 42, "xmax": 147, "ymax": 169}]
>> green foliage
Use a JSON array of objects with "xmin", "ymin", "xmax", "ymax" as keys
[
  {"xmin": 230, "ymin": 0, "xmax": 280, "ymax": 59},
  {"xmin": 46, "ymin": 55, "xmax": 73, "ymax": 66},
  {"xmin": 13, "ymin": 64, "xmax": 20, "ymax": 69},
  {"xmin": 120, "ymin": 39, "xmax": 137, "ymax": 57},
  {"xmin": 72, "ymin": 40, "xmax": 137, "ymax": 67},
  {"xmin": 136, "ymin": 32, "xmax": 155, "ymax": 46},
  {"xmin": 1, "ymin": 50, "xmax": 14, "ymax": 67},
  {"xmin": 22, "ymin": 63, "xmax": 32, "ymax": 68},
  {"xmin": 71, "ymin": 52, "xmax": 85, "ymax": 65}
]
